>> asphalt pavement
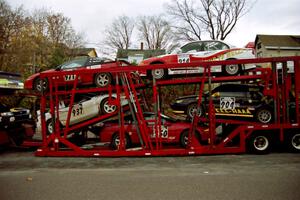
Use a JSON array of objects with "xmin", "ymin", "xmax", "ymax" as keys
[{"xmin": 0, "ymin": 150, "xmax": 300, "ymax": 200}]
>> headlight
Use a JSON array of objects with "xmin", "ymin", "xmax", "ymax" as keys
[
  {"xmin": 176, "ymin": 100, "xmax": 183, "ymax": 104},
  {"xmin": 10, "ymin": 117, "xmax": 15, "ymax": 122},
  {"xmin": 1, "ymin": 112, "xmax": 13, "ymax": 117}
]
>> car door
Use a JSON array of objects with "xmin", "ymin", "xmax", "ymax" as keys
[
  {"xmin": 58, "ymin": 58, "xmax": 88, "ymax": 84},
  {"xmin": 215, "ymin": 91, "xmax": 245, "ymax": 119}
]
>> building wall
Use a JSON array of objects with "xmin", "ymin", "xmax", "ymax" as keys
[{"xmin": 256, "ymin": 38, "xmax": 300, "ymax": 58}]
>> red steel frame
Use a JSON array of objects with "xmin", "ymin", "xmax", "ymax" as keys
[{"xmin": 35, "ymin": 56, "xmax": 300, "ymax": 157}]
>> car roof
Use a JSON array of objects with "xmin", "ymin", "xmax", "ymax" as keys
[
  {"xmin": 213, "ymin": 84, "xmax": 263, "ymax": 93},
  {"xmin": 181, "ymin": 40, "xmax": 231, "ymax": 49}
]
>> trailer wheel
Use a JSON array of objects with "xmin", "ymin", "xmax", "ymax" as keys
[
  {"xmin": 247, "ymin": 134, "xmax": 271, "ymax": 154},
  {"xmin": 111, "ymin": 133, "xmax": 131, "ymax": 150},
  {"xmin": 100, "ymin": 97, "xmax": 117, "ymax": 114},
  {"xmin": 94, "ymin": 73, "xmax": 112, "ymax": 87},
  {"xmin": 187, "ymin": 103, "xmax": 203, "ymax": 119},
  {"xmin": 34, "ymin": 78, "xmax": 48, "ymax": 92},
  {"xmin": 287, "ymin": 133, "xmax": 300, "ymax": 153}
]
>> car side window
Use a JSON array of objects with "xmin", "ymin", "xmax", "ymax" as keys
[
  {"xmin": 206, "ymin": 41, "xmax": 229, "ymax": 51},
  {"xmin": 60, "ymin": 58, "xmax": 87, "ymax": 70},
  {"xmin": 220, "ymin": 91, "xmax": 245, "ymax": 98},
  {"xmin": 181, "ymin": 42, "xmax": 205, "ymax": 53},
  {"xmin": 249, "ymin": 91, "xmax": 261, "ymax": 100}
]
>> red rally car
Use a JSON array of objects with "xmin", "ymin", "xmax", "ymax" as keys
[
  {"xmin": 25, "ymin": 57, "xmax": 129, "ymax": 92},
  {"xmin": 98, "ymin": 112, "xmax": 209, "ymax": 149}
]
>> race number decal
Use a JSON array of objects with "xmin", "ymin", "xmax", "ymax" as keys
[
  {"xmin": 151, "ymin": 126, "xmax": 168, "ymax": 138},
  {"xmin": 178, "ymin": 54, "xmax": 190, "ymax": 63},
  {"xmin": 72, "ymin": 103, "xmax": 83, "ymax": 116},
  {"xmin": 64, "ymin": 74, "xmax": 76, "ymax": 81},
  {"xmin": 220, "ymin": 97, "xmax": 235, "ymax": 110}
]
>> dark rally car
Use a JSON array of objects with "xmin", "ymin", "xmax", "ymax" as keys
[{"xmin": 170, "ymin": 84, "xmax": 274, "ymax": 123}]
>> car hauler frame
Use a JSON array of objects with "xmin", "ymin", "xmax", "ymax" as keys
[{"xmin": 34, "ymin": 56, "xmax": 300, "ymax": 157}]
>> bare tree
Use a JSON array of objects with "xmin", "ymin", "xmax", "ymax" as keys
[
  {"xmin": 164, "ymin": 0, "xmax": 203, "ymax": 41},
  {"xmin": 165, "ymin": 0, "xmax": 254, "ymax": 41},
  {"xmin": 136, "ymin": 15, "xmax": 175, "ymax": 51},
  {"xmin": 103, "ymin": 15, "xmax": 134, "ymax": 50}
]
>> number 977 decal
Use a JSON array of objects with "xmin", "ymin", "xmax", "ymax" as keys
[{"xmin": 220, "ymin": 97, "xmax": 235, "ymax": 110}]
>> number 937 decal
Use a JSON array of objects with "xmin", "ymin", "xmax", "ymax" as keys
[{"xmin": 72, "ymin": 104, "xmax": 83, "ymax": 116}]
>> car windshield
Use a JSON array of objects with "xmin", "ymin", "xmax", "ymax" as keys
[
  {"xmin": 58, "ymin": 58, "xmax": 88, "ymax": 70},
  {"xmin": 181, "ymin": 41, "xmax": 229, "ymax": 53}
]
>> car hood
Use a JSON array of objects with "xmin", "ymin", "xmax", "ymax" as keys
[
  {"xmin": 175, "ymin": 95, "xmax": 198, "ymax": 101},
  {"xmin": 26, "ymin": 69, "xmax": 56, "ymax": 80},
  {"xmin": 139, "ymin": 54, "xmax": 175, "ymax": 65}
]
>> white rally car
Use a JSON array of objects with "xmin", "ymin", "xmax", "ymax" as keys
[
  {"xmin": 139, "ymin": 40, "xmax": 256, "ymax": 79},
  {"xmin": 37, "ymin": 93, "xmax": 128, "ymax": 134}
]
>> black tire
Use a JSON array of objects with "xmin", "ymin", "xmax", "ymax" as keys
[
  {"xmin": 186, "ymin": 103, "xmax": 204, "ymax": 119},
  {"xmin": 34, "ymin": 78, "xmax": 48, "ymax": 92},
  {"xmin": 222, "ymin": 59, "xmax": 241, "ymax": 76},
  {"xmin": 180, "ymin": 130, "xmax": 189, "ymax": 148},
  {"xmin": 46, "ymin": 118, "xmax": 53, "ymax": 135},
  {"xmin": 247, "ymin": 134, "xmax": 271, "ymax": 154},
  {"xmin": 151, "ymin": 68, "xmax": 168, "ymax": 80},
  {"xmin": 287, "ymin": 133, "xmax": 300, "ymax": 153},
  {"xmin": 94, "ymin": 73, "xmax": 112, "ymax": 87},
  {"xmin": 255, "ymin": 108, "xmax": 273, "ymax": 124},
  {"xmin": 100, "ymin": 97, "xmax": 117, "ymax": 114},
  {"xmin": 180, "ymin": 129, "xmax": 201, "ymax": 148},
  {"xmin": 111, "ymin": 133, "xmax": 131, "ymax": 150}
]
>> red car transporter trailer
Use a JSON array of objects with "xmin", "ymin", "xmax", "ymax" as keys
[{"xmin": 34, "ymin": 56, "xmax": 300, "ymax": 157}]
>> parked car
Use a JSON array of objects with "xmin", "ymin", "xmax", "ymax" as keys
[
  {"xmin": 99, "ymin": 112, "xmax": 208, "ymax": 149},
  {"xmin": 25, "ymin": 57, "xmax": 129, "ymax": 92},
  {"xmin": 0, "ymin": 103, "xmax": 32, "ymax": 127},
  {"xmin": 170, "ymin": 84, "xmax": 274, "ymax": 124},
  {"xmin": 0, "ymin": 71, "xmax": 24, "ymax": 90},
  {"xmin": 139, "ymin": 40, "xmax": 255, "ymax": 79},
  {"xmin": 0, "ymin": 102, "xmax": 34, "ymax": 146},
  {"xmin": 39, "ymin": 93, "xmax": 128, "ymax": 134}
]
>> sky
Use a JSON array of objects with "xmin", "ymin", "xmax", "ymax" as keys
[{"xmin": 8, "ymin": 0, "xmax": 300, "ymax": 51}]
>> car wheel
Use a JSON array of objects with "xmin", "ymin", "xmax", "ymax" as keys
[
  {"xmin": 247, "ymin": 134, "xmax": 271, "ymax": 154},
  {"xmin": 187, "ymin": 103, "xmax": 203, "ymax": 119},
  {"xmin": 180, "ymin": 130, "xmax": 189, "ymax": 148},
  {"xmin": 100, "ymin": 97, "xmax": 117, "ymax": 114},
  {"xmin": 94, "ymin": 73, "xmax": 112, "ymax": 87},
  {"xmin": 223, "ymin": 63, "xmax": 241, "ymax": 76},
  {"xmin": 34, "ymin": 78, "xmax": 48, "ymax": 92},
  {"xmin": 256, "ymin": 108, "xmax": 272, "ymax": 124},
  {"xmin": 180, "ymin": 130, "xmax": 201, "ymax": 148},
  {"xmin": 152, "ymin": 69, "xmax": 167, "ymax": 80},
  {"xmin": 111, "ymin": 133, "xmax": 131, "ymax": 150},
  {"xmin": 287, "ymin": 133, "xmax": 300, "ymax": 153},
  {"xmin": 46, "ymin": 119, "xmax": 53, "ymax": 135}
]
